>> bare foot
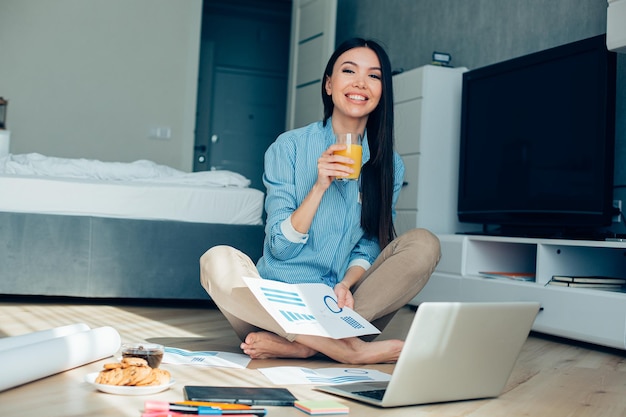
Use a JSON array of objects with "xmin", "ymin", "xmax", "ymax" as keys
[
  {"xmin": 295, "ymin": 336, "xmax": 405, "ymax": 364},
  {"xmin": 241, "ymin": 332, "xmax": 405, "ymax": 364},
  {"xmin": 241, "ymin": 332, "xmax": 317, "ymax": 359}
]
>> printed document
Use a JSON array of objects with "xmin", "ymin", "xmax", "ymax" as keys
[
  {"xmin": 163, "ymin": 347, "xmax": 251, "ymax": 369},
  {"xmin": 258, "ymin": 366, "xmax": 391, "ymax": 385},
  {"xmin": 243, "ymin": 277, "xmax": 380, "ymax": 339}
]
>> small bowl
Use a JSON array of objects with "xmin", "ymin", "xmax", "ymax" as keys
[{"xmin": 121, "ymin": 343, "xmax": 164, "ymax": 368}]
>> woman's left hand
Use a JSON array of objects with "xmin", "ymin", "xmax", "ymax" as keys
[{"xmin": 334, "ymin": 282, "xmax": 354, "ymax": 310}]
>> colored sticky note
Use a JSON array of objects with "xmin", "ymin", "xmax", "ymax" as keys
[{"xmin": 294, "ymin": 400, "xmax": 349, "ymax": 415}]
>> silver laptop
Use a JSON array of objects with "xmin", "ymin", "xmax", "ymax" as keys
[{"xmin": 316, "ymin": 301, "xmax": 540, "ymax": 407}]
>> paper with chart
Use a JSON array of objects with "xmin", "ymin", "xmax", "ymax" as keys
[
  {"xmin": 163, "ymin": 347, "xmax": 251, "ymax": 369},
  {"xmin": 258, "ymin": 366, "xmax": 391, "ymax": 385},
  {"xmin": 243, "ymin": 277, "xmax": 380, "ymax": 339}
]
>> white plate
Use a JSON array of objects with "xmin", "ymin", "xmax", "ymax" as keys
[{"xmin": 84, "ymin": 372, "xmax": 175, "ymax": 396}]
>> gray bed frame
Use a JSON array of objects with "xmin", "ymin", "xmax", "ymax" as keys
[{"xmin": 0, "ymin": 212, "xmax": 265, "ymax": 300}]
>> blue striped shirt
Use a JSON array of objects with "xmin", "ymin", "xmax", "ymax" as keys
[{"xmin": 256, "ymin": 120, "xmax": 405, "ymax": 288}]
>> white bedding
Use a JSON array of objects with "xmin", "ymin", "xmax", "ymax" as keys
[{"xmin": 0, "ymin": 154, "xmax": 264, "ymax": 225}]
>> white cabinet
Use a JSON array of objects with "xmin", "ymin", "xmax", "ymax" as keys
[
  {"xmin": 392, "ymin": 65, "xmax": 471, "ymax": 235},
  {"xmin": 607, "ymin": 0, "xmax": 626, "ymax": 53},
  {"xmin": 413, "ymin": 234, "xmax": 626, "ymax": 350}
]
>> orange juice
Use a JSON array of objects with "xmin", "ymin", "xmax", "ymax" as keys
[{"xmin": 335, "ymin": 144, "xmax": 363, "ymax": 180}]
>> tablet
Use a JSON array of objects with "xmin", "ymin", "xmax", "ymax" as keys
[{"xmin": 183, "ymin": 386, "xmax": 298, "ymax": 406}]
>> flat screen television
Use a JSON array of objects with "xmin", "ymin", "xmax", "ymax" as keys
[{"xmin": 457, "ymin": 34, "xmax": 617, "ymax": 239}]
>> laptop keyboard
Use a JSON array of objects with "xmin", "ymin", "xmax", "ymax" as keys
[{"xmin": 353, "ymin": 389, "xmax": 386, "ymax": 400}]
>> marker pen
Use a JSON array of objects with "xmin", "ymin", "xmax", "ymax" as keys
[
  {"xmin": 144, "ymin": 401, "xmax": 267, "ymax": 416},
  {"xmin": 173, "ymin": 401, "xmax": 252, "ymax": 410},
  {"xmin": 142, "ymin": 413, "xmax": 260, "ymax": 417}
]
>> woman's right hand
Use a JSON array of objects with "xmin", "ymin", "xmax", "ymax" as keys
[
  {"xmin": 317, "ymin": 144, "xmax": 352, "ymax": 188},
  {"xmin": 290, "ymin": 144, "xmax": 352, "ymax": 234}
]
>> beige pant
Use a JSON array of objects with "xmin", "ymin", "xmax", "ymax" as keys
[{"xmin": 199, "ymin": 228, "xmax": 441, "ymax": 342}]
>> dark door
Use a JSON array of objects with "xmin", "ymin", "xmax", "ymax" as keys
[
  {"xmin": 193, "ymin": 1, "xmax": 291, "ymax": 191},
  {"xmin": 207, "ymin": 68, "xmax": 286, "ymax": 190}
]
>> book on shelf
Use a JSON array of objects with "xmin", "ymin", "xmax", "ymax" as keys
[
  {"xmin": 550, "ymin": 275, "xmax": 626, "ymax": 284},
  {"xmin": 546, "ymin": 275, "xmax": 626, "ymax": 292},
  {"xmin": 478, "ymin": 271, "xmax": 535, "ymax": 282}
]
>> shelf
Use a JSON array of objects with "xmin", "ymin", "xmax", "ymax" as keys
[
  {"xmin": 462, "ymin": 235, "xmax": 626, "ymax": 285},
  {"xmin": 412, "ymin": 234, "xmax": 626, "ymax": 350}
]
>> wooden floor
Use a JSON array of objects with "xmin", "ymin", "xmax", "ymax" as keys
[{"xmin": 1, "ymin": 296, "xmax": 625, "ymax": 417}]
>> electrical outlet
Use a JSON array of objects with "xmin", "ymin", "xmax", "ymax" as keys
[
  {"xmin": 149, "ymin": 126, "xmax": 171, "ymax": 140},
  {"xmin": 613, "ymin": 199, "xmax": 622, "ymax": 223}
]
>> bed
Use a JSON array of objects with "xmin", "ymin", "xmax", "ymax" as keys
[{"xmin": 0, "ymin": 153, "xmax": 266, "ymax": 300}]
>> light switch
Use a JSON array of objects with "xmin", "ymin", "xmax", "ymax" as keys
[{"xmin": 149, "ymin": 127, "xmax": 172, "ymax": 139}]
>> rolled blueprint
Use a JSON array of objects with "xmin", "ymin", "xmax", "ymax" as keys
[
  {"xmin": 0, "ymin": 322, "xmax": 91, "ymax": 352},
  {"xmin": 0, "ymin": 326, "xmax": 121, "ymax": 392}
]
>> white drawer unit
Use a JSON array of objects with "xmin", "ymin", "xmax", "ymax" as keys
[{"xmin": 392, "ymin": 65, "xmax": 470, "ymax": 235}]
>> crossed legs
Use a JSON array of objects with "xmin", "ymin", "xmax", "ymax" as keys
[{"xmin": 199, "ymin": 229, "xmax": 440, "ymax": 364}]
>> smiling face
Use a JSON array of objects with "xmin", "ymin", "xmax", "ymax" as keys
[{"xmin": 324, "ymin": 46, "xmax": 383, "ymax": 131}]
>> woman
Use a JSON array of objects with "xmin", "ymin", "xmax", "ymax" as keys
[{"xmin": 200, "ymin": 38, "xmax": 441, "ymax": 365}]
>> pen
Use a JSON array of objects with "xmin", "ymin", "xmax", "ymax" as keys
[
  {"xmin": 142, "ymin": 413, "xmax": 261, "ymax": 417},
  {"xmin": 146, "ymin": 400, "xmax": 251, "ymax": 410},
  {"xmin": 142, "ymin": 414, "xmax": 261, "ymax": 417},
  {"xmin": 144, "ymin": 401, "xmax": 267, "ymax": 416},
  {"xmin": 174, "ymin": 401, "xmax": 252, "ymax": 410}
]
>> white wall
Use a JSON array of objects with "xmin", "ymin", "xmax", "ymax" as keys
[{"xmin": 0, "ymin": 0, "xmax": 202, "ymax": 171}]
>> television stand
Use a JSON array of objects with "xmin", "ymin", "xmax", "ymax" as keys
[
  {"xmin": 462, "ymin": 224, "xmax": 617, "ymax": 241},
  {"xmin": 410, "ymin": 234, "xmax": 626, "ymax": 350}
]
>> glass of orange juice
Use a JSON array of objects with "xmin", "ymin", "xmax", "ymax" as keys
[{"xmin": 334, "ymin": 133, "xmax": 362, "ymax": 181}]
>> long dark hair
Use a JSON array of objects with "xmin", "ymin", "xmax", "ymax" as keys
[{"xmin": 322, "ymin": 38, "xmax": 396, "ymax": 248}]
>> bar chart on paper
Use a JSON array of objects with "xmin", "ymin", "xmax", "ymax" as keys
[
  {"xmin": 243, "ymin": 277, "xmax": 380, "ymax": 338},
  {"xmin": 280, "ymin": 310, "xmax": 317, "ymax": 322},
  {"xmin": 258, "ymin": 286, "xmax": 318, "ymax": 322}
]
